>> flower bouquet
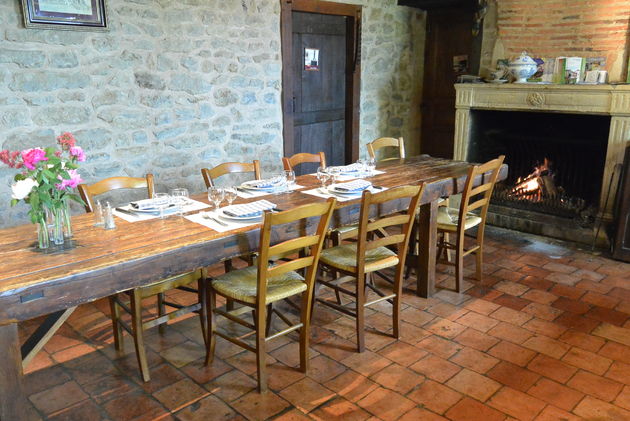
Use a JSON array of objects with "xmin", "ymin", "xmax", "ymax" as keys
[{"xmin": 1, "ymin": 132, "xmax": 86, "ymax": 249}]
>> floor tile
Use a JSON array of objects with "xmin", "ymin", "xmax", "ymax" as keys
[
  {"xmin": 522, "ymin": 335, "xmax": 570, "ymax": 359},
  {"xmin": 561, "ymin": 346, "xmax": 612, "ymax": 375},
  {"xmin": 102, "ymin": 391, "xmax": 168, "ymax": 421},
  {"xmin": 416, "ymin": 334, "xmax": 462, "ymax": 358},
  {"xmin": 445, "ymin": 397, "xmax": 507, "ymax": 421},
  {"xmin": 369, "ymin": 363, "xmax": 424, "ymax": 395},
  {"xmin": 279, "ymin": 377, "xmax": 335, "ymax": 413},
  {"xmin": 398, "ymin": 407, "xmax": 448, "ymax": 421},
  {"xmin": 526, "ymin": 354, "xmax": 578, "ymax": 384},
  {"xmin": 488, "ymin": 340, "xmax": 536, "ymax": 367},
  {"xmin": 324, "ymin": 371, "xmax": 378, "ymax": 403},
  {"xmin": 309, "ymin": 396, "xmax": 371, "ymax": 421},
  {"xmin": 486, "ymin": 361, "xmax": 540, "ymax": 392},
  {"xmin": 449, "ymin": 346, "xmax": 499, "ymax": 373},
  {"xmin": 526, "ymin": 377, "xmax": 584, "ymax": 411},
  {"xmin": 566, "ymin": 370, "xmax": 624, "ymax": 402},
  {"xmin": 456, "ymin": 311, "xmax": 501, "ymax": 332},
  {"xmin": 174, "ymin": 395, "xmax": 238, "ymax": 421},
  {"xmin": 487, "ymin": 387, "xmax": 546, "ymax": 421},
  {"xmin": 355, "ymin": 387, "xmax": 415, "ymax": 421},
  {"xmin": 378, "ymin": 341, "xmax": 427, "ymax": 366},
  {"xmin": 28, "ymin": 380, "xmax": 89, "ymax": 416},
  {"xmin": 446, "ymin": 368, "xmax": 501, "ymax": 402},
  {"xmin": 152, "ymin": 378, "xmax": 208, "ymax": 412},
  {"xmin": 573, "ymin": 396, "xmax": 630, "ymax": 420},
  {"xmin": 406, "ymin": 379, "xmax": 462, "ymax": 414},
  {"xmin": 454, "ymin": 327, "xmax": 500, "ymax": 351},
  {"xmin": 409, "ymin": 354, "xmax": 461, "ymax": 383},
  {"xmin": 231, "ymin": 390, "xmax": 290, "ymax": 420}
]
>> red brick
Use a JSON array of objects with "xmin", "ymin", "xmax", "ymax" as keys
[
  {"xmin": 535, "ymin": 405, "xmax": 581, "ymax": 421},
  {"xmin": 455, "ymin": 311, "xmax": 500, "ymax": 333},
  {"xmin": 527, "ymin": 354, "xmax": 578, "ymax": 383},
  {"xmin": 599, "ymin": 341, "xmax": 630, "ymax": 364},
  {"xmin": 558, "ymin": 329, "xmax": 605, "ymax": 353},
  {"xmin": 522, "ymin": 335, "xmax": 570, "ymax": 359},
  {"xmin": 309, "ymin": 397, "xmax": 370, "ymax": 421},
  {"xmin": 561, "ymin": 347, "xmax": 612, "ymax": 375},
  {"xmin": 454, "ymin": 328, "xmax": 500, "ymax": 351},
  {"xmin": 551, "ymin": 297, "xmax": 590, "ymax": 314},
  {"xmin": 487, "ymin": 321, "xmax": 533, "ymax": 344},
  {"xmin": 550, "ymin": 284, "xmax": 585, "ymax": 300},
  {"xmin": 489, "ymin": 307, "xmax": 532, "ymax": 326},
  {"xmin": 522, "ymin": 318, "xmax": 566, "ymax": 339},
  {"xmin": 606, "ymin": 361, "xmax": 630, "ymax": 385},
  {"xmin": 586, "ymin": 306, "xmax": 629, "ymax": 327},
  {"xmin": 445, "ymin": 397, "xmax": 506, "ymax": 421},
  {"xmin": 527, "ymin": 378, "xmax": 584, "ymax": 411},
  {"xmin": 446, "ymin": 368, "xmax": 501, "ymax": 402},
  {"xmin": 487, "ymin": 386, "xmax": 546, "ymax": 420},
  {"xmin": 486, "ymin": 361, "xmax": 540, "ymax": 392},
  {"xmin": 369, "ymin": 364, "xmax": 424, "ymax": 395},
  {"xmin": 521, "ymin": 289, "xmax": 557, "ymax": 305},
  {"xmin": 567, "ymin": 370, "xmax": 624, "ymax": 402},
  {"xmin": 449, "ymin": 347, "xmax": 499, "ymax": 374},
  {"xmin": 356, "ymin": 387, "xmax": 416, "ymax": 421},
  {"xmin": 416, "ymin": 335, "xmax": 462, "ymax": 359},
  {"xmin": 488, "ymin": 340, "xmax": 536, "ymax": 367},
  {"xmin": 554, "ymin": 313, "xmax": 600, "ymax": 333},
  {"xmin": 573, "ymin": 396, "xmax": 630, "ymax": 419},
  {"xmin": 492, "ymin": 294, "xmax": 531, "ymax": 311}
]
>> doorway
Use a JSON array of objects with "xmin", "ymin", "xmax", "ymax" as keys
[{"xmin": 281, "ymin": 0, "xmax": 362, "ymax": 173}]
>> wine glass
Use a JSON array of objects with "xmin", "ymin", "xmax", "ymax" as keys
[
  {"xmin": 272, "ymin": 172, "xmax": 288, "ymax": 194},
  {"xmin": 356, "ymin": 159, "xmax": 366, "ymax": 177},
  {"xmin": 224, "ymin": 187, "xmax": 238, "ymax": 207},
  {"xmin": 317, "ymin": 167, "xmax": 330, "ymax": 189},
  {"xmin": 207, "ymin": 187, "xmax": 224, "ymax": 212},
  {"xmin": 284, "ymin": 170, "xmax": 296, "ymax": 191},
  {"xmin": 152, "ymin": 192, "xmax": 170, "ymax": 219},
  {"xmin": 327, "ymin": 167, "xmax": 341, "ymax": 184}
]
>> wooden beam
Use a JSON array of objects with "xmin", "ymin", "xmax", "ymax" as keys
[{"xmin": 21, "ymin": 307, "xmax": 76, "ymax": 368}]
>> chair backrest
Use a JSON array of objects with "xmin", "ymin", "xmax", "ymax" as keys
[
  {"xmin": 256, "ymin": 198, "xmax": 336, "ymax": 308},
  {"xmin": 201, "ymin": 160, "xmax": 261, "ymax": 188},
  {"xmin": 78, "ymin": 175, "xmax": 155, "ymax": 213},
  {"xmin": 367, "ymin": 137, "xmax": 405, "ymax": 161},
  {"xmin": 355, "ymin": 184, "xmax": 424, "ymax": 275},
  {"xmin": 282, "ymin": 152, "xmax": 326, "ymax": 172},
  {"xmin": 457, "ymin": 155, "xmax": 505, "ymax": 235}
]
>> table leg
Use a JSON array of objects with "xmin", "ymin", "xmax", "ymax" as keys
[
  {"xmin": 0, "ymin": 323, "xmax": 28, "ymax": 421},
  {"xmin": 416, "ymin": 200, "xmax": 438, "ymax": 298}
]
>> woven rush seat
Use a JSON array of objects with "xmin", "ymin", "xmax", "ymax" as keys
[
  {"xmin": 320, "ymin": 243, "xmax": 399, "ymax": 273},
  {"xmin": 211, "ymin": 266, "xmax": 306, "ymax": 305},
  {"xmin": 436, "ymin": 207, "xmax": 482, "ymax": 231}
]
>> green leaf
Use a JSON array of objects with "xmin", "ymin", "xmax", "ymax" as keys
[
  {"xmin": 68, "ymin": 193, "xmax": 86, "ymax": 206},
  {"xmin": 42, "ymin": 169, "xmax": 56, "ymax": 180},
  {"xmin": 30, "ymin": 193, "xmax": 40, "ymax": 209},
  {"xmin": 10, "ymin": 199, "xmax": 18, "ymax": 207}
]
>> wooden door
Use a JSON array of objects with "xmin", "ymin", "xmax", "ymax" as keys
[
  {"xmin": 281, "ymin": 0, "xmax": 361, "ymax": 175},
  {"xmin": 292, "ymin": 12, "xmax": 346, "ymax": 174},
  {"xmin": 421, "ymin": 9, "xmax": 474, "ymax": 159}
]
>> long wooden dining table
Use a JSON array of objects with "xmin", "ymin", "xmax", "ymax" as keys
[{"xmin": 0, "ymin": 155, "xmax": 507, "ymax": 420}]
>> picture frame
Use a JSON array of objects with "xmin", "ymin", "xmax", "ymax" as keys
[{"xmin": 21, "ymin": 0, "xmax": 108, "ymax": 31}]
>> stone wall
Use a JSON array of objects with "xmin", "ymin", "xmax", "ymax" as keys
[
  {"xmin": 0, "ymin": 0, "xmax": 425, "ymax": 228},
  {"xmin": 490, "ymin": 0, "xmax": 630, "ymax": 81}
]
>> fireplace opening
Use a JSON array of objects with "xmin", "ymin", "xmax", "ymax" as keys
[{"xmin": 468, "ymin": 110, "xmax": 610, "ymax": 224}]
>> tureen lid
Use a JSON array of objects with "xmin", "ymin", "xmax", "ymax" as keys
[{"xmin": 510, "ymin": 51, "xmax": 536, "ymax": 65}]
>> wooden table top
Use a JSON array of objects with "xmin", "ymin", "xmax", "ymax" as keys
[{"xmin": 0, "ymin": 156, "xmax": 506, "ymax": 324}]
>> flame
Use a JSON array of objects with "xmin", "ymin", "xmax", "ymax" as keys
[{"xmin": 508, "ymin": 158, "xmax": 553, "ymax": 202}]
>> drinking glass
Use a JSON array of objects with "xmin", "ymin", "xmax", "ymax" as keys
[
  {"xmin": 284, "ymin": 170, "xmax": 296, "ymax": 191},
  {"xmin": 316, "ymin": 167, "xmax": 330, "ymax": 189},
  {"xmin": 327, "ymin": 167, "xmax": 341, "ymax": 184},
  {"xmin": 152, "ymin": 192, "xmax": 171, "ymax": 219},
  {"xmin": 224, "ymin": 187, "xmax": 238, "ymax": 207},
  {"xmin": 356, "ymin": 159, "xmax": 366, "ymax": 177},
  {"xmin": 366, "ymin": 157, "xmax": 376, "ymax": 176},
  {"xmin": 272, "ymin": 172, "xmax": 288, "ymax": 194},
  {"xmin": 170, "ymin": 188, "xmax": 189, "ymax": 216},
  {"xmin": 207, "ymin": 187, "xmax": 224, "ymax": 212}
]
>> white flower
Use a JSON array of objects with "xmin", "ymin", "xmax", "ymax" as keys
[{"xmin": 11, "ymin": 178, "xmax": 38, "ymax": 200}]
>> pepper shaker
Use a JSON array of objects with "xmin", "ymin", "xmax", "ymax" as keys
[
  {"xmin": 94, "ymin": 200, "xmax": 104, "ymax": 227},
  {"xmin": 104, "ymin": 202, "xmax": 116, "ymax": 230}
]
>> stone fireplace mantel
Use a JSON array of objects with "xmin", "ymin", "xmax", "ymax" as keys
[{"xmin": 454, "ymin": 83, "xmax": 630, "ymax": 219}]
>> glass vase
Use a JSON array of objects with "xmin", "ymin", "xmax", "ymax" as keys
[
  {"xmin": 62, "ymin": 202, "xmax": 73, "ymax": 239},
  {"xmin": 49, "ymin": 206, "xmax": 65, "ymax": 246},
  {"xmin": 37, "ymin": 217, "xmax": 50, "ymax": 250}
]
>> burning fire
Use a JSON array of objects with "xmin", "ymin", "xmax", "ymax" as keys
[{"xmin": 509, "ymin": 158, "xmax": 554, "ymax": 202}]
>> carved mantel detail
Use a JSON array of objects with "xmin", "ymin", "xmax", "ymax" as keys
[{"xmin": 453, "ymin": 83, "xmax": 630, "ymax": 219}]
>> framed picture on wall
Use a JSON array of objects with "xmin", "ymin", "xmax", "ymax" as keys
[{"xmin": 21, "ymin": 0, "xmax": 108, "ymax": 31}]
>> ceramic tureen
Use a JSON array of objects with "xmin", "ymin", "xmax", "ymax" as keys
[{"xmin": 509, "ymin": 51, "xmax": 537, "ymax": 83}]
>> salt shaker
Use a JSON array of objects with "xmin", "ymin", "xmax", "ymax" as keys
[
  {"xmin": 104, "ymin": 202, "xmax": 116, "ymax": 230},
  {"xmin": 94, "ymin": 200, "xmax": 104, "ymax": 227}
]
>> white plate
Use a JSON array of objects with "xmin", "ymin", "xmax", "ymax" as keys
[
  {"xmin": 240, "ymin": 180, "xmax": 278, "ymax": 191},
  {"xmin": 128, "ymin": 204, "xmax": 176, "ymax": 214},
  {"xmin": 218, "ymin": 209, "xmax": 263, "ymax": 221},
  {"xmin": 328, "ymin": 186, "xmax": 366, "ymax": 196}
]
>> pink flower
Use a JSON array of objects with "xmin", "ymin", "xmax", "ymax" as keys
[
  {"xmin": 55, "ymin": 169, "xmax": 83, "ymax": 190},
  {"xmin": 21, "ymin": 148, "xmax": 48, "ymax": 170},
  {"xmin": 57, "ymin": 132, "xmax": 76, "ymax": 150},
  {"xmin": 69, "ymin": 146, "xmax": 86, "ymax": 162},
  {"xmin": 0, "ymin": 150, "xmax": 22, "ymax": 168}
]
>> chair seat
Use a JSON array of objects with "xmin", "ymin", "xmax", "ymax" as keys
[
  {"xmin": 437, "ymin": 207, "xmax": 482, "ymax": 231},
  {"xmin": 211, "ymin": 266, "xmax": 306, "ymax": 305},
  {"xmin": 320, "ymin": 243, "xmax": 399, "ymax": 274}
]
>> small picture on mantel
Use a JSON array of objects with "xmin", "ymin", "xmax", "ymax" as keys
[
  {"xmin": 453, "ymin": 55, "xmax": 468, "ymax": 74},
  {"xmin": 21, "ymin": 0, "xmax": 108, "ymax": 31},
  {"xmin": 304, "ymin": 48, "xmax": 320, "ymax": 71}
]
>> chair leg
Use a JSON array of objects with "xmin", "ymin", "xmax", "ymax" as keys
[
  {"xmin": 455, "ymin": 246, "xmax": 464, "ymax": 293},
  {"xmin": 255, "ymin": 305, "xmax": 268, "ymax": 393},
  {"xmin": 197, "ymin": 278, "xmax": 208, "ymax": 347},
  {"xmin": 265, "ymin": 304, "xmax": 273, "ymax": 337},
  {"xmin": 475, "ymin": 247, "xmax": 483, "ymax": 284},
  {"xmin": 204, "ymin": 288, "xmax": 216, "ymax": 366},
  {"xmin": 130, "ymin": 290, "xmax": 151, "ymax": 382},
  {"xmin": 355, "ymin": 274, "xmax": 366, "ymax": 353},
  {"xmin": 299, "ymin": 291, "xmax": 310, "ymax": 373},
  {"xmin": 109, "ymin": 295, "xmax": 123, "ymax": 351},
  {"xmin": 392, "ymin": 268, "xmax": 403, "ymax": 339},
  {"xmin": 157, "ymin": 292, "xmax": 166, "ymax": 334}
]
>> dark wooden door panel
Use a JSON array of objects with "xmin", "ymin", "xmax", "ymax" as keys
[
  {"xmin": 421, "ymin": 9, "xmax": 474, "ymax": 159},
  {"xmin": 292, "ymin": 11, "xmax": 347, "ymax": 174}
]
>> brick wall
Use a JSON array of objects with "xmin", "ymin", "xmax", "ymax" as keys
[{"xmin": 494, "ymin": 0, "xmax": 630, "ymax": 81}]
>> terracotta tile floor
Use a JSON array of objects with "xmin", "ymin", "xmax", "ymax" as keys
[{"xmin": 19, "ymin": 227, "xmax": 630, "ymax": 420}]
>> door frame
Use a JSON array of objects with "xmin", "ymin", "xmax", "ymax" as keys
[{"xmin": 280, "ymin": 0, "xmax": 362, "ymax": 163}]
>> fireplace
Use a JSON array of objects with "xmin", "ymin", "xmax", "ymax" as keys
[
  {"xmin": 468, "ymin": 110, "xmax": 610, "ymax": 222},
  {"xmin": 454, "ymin": 83, "xmax": 630, "ymax": 245}
]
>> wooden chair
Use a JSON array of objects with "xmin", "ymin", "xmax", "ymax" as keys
[
  {"xmin": 367, "ymin": 137, "xmax": 405, "ymax": 161},
  {"xmin": 315, "ymin": 185, "xmax": 424, "ymax": 352},
  {"xmin": 282, "ymin": 152, "xmax": 326, "ymax": 172},
  {"xmin": 78, "ymin": 175, "xmax": 207, "ymax": 382},
  {"xmin": 201, "ymin": 160, "xmax": 261, "ymax": 188},
  {"xmin": 436, "ymin": 155, "xmax": 505, "ymax": 292},
  {"xmin": 205, "ymin": 199, "xmax": 336, "ymax": 392}
]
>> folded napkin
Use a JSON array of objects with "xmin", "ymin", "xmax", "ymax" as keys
[
  {"xmin": 329, "ymin": 163, "xmax": 364, "ymax": 174},
  {"xmin": 244, "ymin": 178, "xmax": 282, "ymax": 189},
  {"xmin": 223, "ymin": 200, "xmax": 276, "ymax": 217},
  {"xmin": 333, "ymin": 179, "xmax": 372, "ymax": 192},
  {"xmin": 130, "ymin": 198, "xmax": 160, "ymax": 210}
]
